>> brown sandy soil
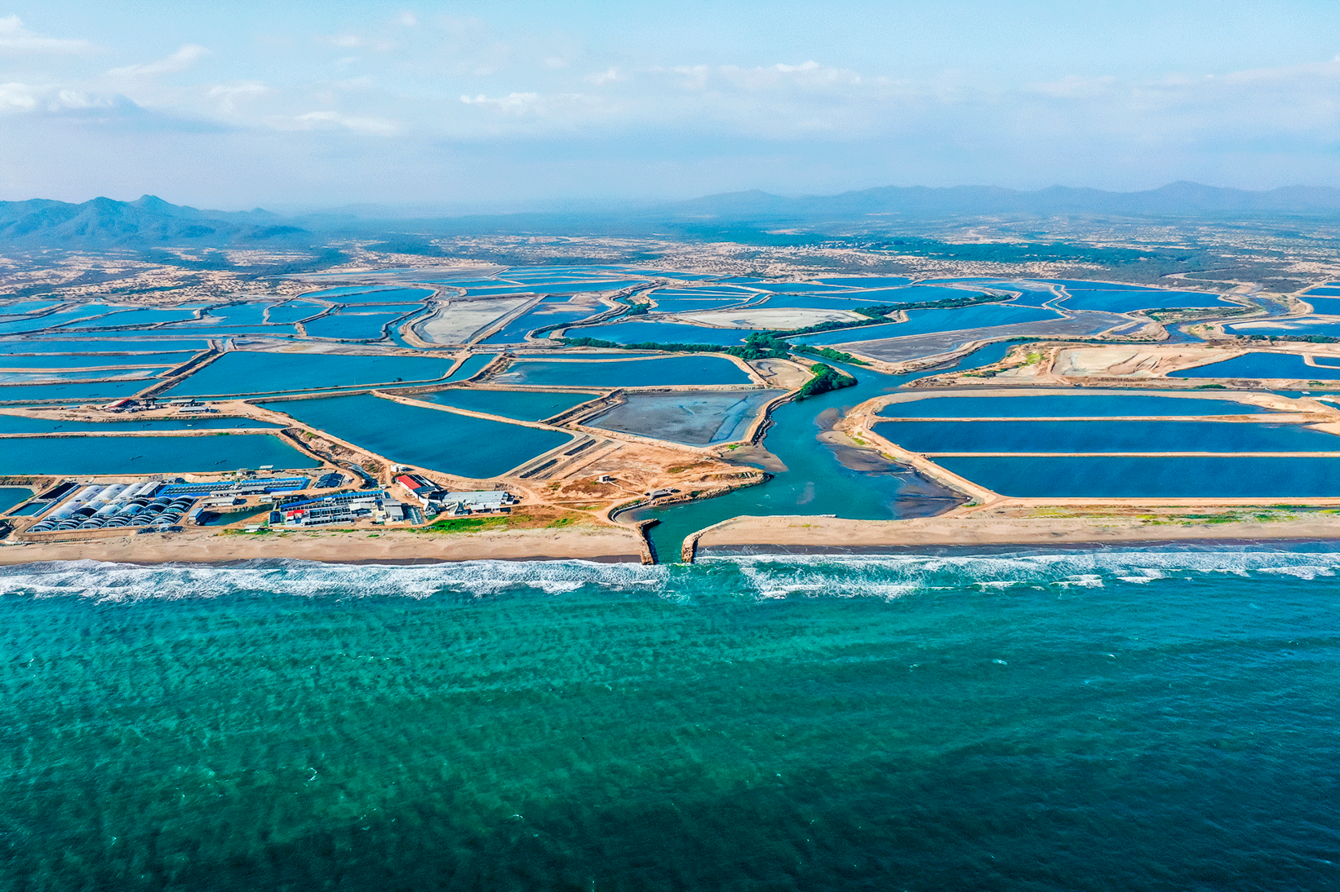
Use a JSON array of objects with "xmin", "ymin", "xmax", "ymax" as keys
[
  {"xmin": 694, "ymin": 506, "xmax": 1340, "ymax": 552},
  {"xmin": 0, "ymin": 523, "xmax": 643, "ymax": 565}
]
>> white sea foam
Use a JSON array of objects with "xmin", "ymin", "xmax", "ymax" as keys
[
  {"xmin": 707, "ymin": 549, "xmax": 1340, "ymax": 600},
  {"xmin": 1, "ymin": 549, "xmax": 1338, "ymax": 602},
  {"xmin": 0, "ymin": 558, "xmax": 668, "ymax": 602}
]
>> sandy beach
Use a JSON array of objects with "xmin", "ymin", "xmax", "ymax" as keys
[
  {"xmin": 691, "ymin": 507, "xmax": 1340, "ymax": 556},
  {"xmin": 0, "ymin": 525, "xmax": 645, "ymax": 565}
]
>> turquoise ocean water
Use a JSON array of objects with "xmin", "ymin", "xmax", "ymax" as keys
[{"xmin": 1, "ymin": 551, "xmax": 1337, "ymax": 891}]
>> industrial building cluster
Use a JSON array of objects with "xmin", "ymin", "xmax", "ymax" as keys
[
  {"xmin": 20, "ymin": 476, "xmax": 315, "ymax": 534},
  {"xmin": 395, "ymin": 473, "xmax": 518, "ymax": 515},
  {"xmin": 28, "ymin": 481, "xmax": 198, "ymax": 533},
  {"xmin": 272, "ymin": 490, "xmax": 418, "ymax": 528},
  {"xmin": 268, "ymin": 476, "xmax": 517, "ymax": 528},
  {"xmin": 9, "ymin": 467, "xmax": 523, "ymax": 537}
]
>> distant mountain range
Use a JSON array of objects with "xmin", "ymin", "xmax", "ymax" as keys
[
  {"xmin": 0, "ymin": 195, "xmax": 307, "ymax": 249},
  {"xmin": 3, "ymin": 182, "xmax": 1339, "ymax": 250},
  {"xmin": 666, "ymin": 181, "xmax": 1340, "ymax": 221}
]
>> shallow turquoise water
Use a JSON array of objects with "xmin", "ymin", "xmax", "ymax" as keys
[
  {"xmin": 0, "ymin": 554, "xmax": 1336, "ymax": 891},
  {"xmin": 630, "ymin": 344, "xmax": 1016, "ymax": 561},
  {"xmin": 262, "ymin": 393, "xmax": 573, "ymax": 479}
]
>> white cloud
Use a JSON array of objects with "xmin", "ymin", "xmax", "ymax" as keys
[
  {"xmin": 584, "ymin": 67, "xmax": 623, "ymax": 85},
  {"xmin": 108, "ymin": 44, "xmax": 210, "ymax": 78},
  {"xmin": 0, "ymin": 81, "xmax": 37, "ymax": 111},
  {"xmin": 460, "ymin": 92, "xmax": 541, "ymax": 113},
  {"xmin": 0, "ymin": 15, "xmax": 93, "ymax": 54},
  {"xmin": 209, "ymin": 82, "xmax": 272, "ymax": 113},
  {"xmin": 320, "ymin": 33, "xmax": 395, "ymax": 52},
  {"xmin": 397, "ymin": 11, "xmax": 418, "ymax": 27},
  {"xmin": 0, "ymin": 81, "xmax": 121, "ymax": 115},
  {"xmin": 295, "ymin": 110, "xmax": 397, "ymax": 135}
]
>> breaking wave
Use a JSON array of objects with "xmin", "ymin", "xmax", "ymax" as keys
[
  {"xmin": 1, "ymin": 547, "xmax": 1338, "ymax": 602},
  {"xmin": 714, "ymin": 548, "xmax": 1340, "ymax": 599}
]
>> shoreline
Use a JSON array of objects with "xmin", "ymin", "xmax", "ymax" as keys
[
  {"xmin": 691, "ymin": 511, "xmax": 1340, "ymax": 555},
  {"xmin": 0, "ymin": 526, "xmax": 644, "ymax": 566},
  {"xmin": 5, "ymin": 506, "xmax": 1340, "ymax": 567}
]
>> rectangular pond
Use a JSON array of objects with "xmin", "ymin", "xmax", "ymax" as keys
[
  {"xmin": 421, "ymin": 389, "xmax": 596, "ymax": 422},
  {"xmin": 0, "ymin": 351, "xmax": 197, "ymax": 370},
  {"xmin": 304, "ymin": 311, "xmax": 412, "ymax": 341},
  {"xmin": 0, "ymin": 368, "xmax": 168, "ymax": 384},
  {"xmin": 0, "ymin": 338, "xmax": 212, "ymax": 354},
  {"xmin": 0, "ymin": 414, "xmax": 280, "ymax": 433},
  {"xmin": 1303, "ymin": 297, "xmax": 1340, "ymax": 314},
  {"xmin": 569, "ymin": 320, "xmax": 753, "ymax": 346},
  {"xmin": 879, "ymin": 393, "xmax": 1274, "ymax": 418},
  {"xmin": 493, "ymin": 355, "xmax": 753, "ymax": 388},
  {"xmin": 0, "ymin": 486, "xmax": 32, "ymax": 513},
  {"xmin": 0, "ymin": 380, "xmax": 150, "ymax": 404},
  {"xmin": 166, "ymin": 351, "xmax": 469, "ymax": 398},
  {"xmin": 1059, "ymin": 289, "xmax": 1232, "ymax": 313},
  {"xmin": 587, "ymin": 389, "xmax": 784, "ymax": 446},
  {"xmin": 0, "ymin": 433, "xmax": 319, "ymax": 475},
  {"xmin": 935, "ymin": 454, "xmax": 1340, "ymax": 498},
  {"xmin": 261, "ymin": 394, "xmax": 572, "ymax": 479},
  {"xmin": 648, "ymin": 298, "xmax": 758, "ymax": 314},
  {"xmin": 795, "ymin": 304, "xmax": 1059, "ymax": 346},
  {"xmin": 815, "ymin": 276, "xmax": 913, "ymax": 287},
  {"xmin": 479, "ymin": 298, "xmax": 607, "ymax": 344},
  {"xmin": 1169, "ymin": 353, "xmax": 1340, "ymax": 380},
  {"xmin": 302, "ymin": 287, "xmax": 434, "ymax": 304},
  {"xmin": 0, "ymin": 301, "xmax": 63, "ymax": 316},
  {"xmin": 266, "ymin": 303, "xmax": 326, "ymax": 324},
  {"xmin": 877, "ymin": 419, "xmax": 1340, "ymax": 454},
  {"xmin": 1227, "ymin": 320, "xmax": 1340, "ymax": 338},
  {"xmin": 0, "ymin": 306, "xmax": 128, "ymax": 335},
  {"xmin": 57, "ymin": 307, "xmax": 201, "ymax": 329}
]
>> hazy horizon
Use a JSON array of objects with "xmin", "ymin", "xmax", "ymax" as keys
[{"xmin": 2, "ymin": 0, "xmax": 1338, "ymax": 211}]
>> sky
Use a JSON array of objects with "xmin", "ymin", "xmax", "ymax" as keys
[{"xmin": 1, "ymin": 0, "xmax": 1338, "ymax": 211}]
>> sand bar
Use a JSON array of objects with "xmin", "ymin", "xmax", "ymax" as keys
[
  {"xmin": 0, "ymin": 526, "xmax": 644, "ymax": 565},
  {"xmin": 692, "ymin": 509, "xmax": 1340, "ymax": 555}
]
